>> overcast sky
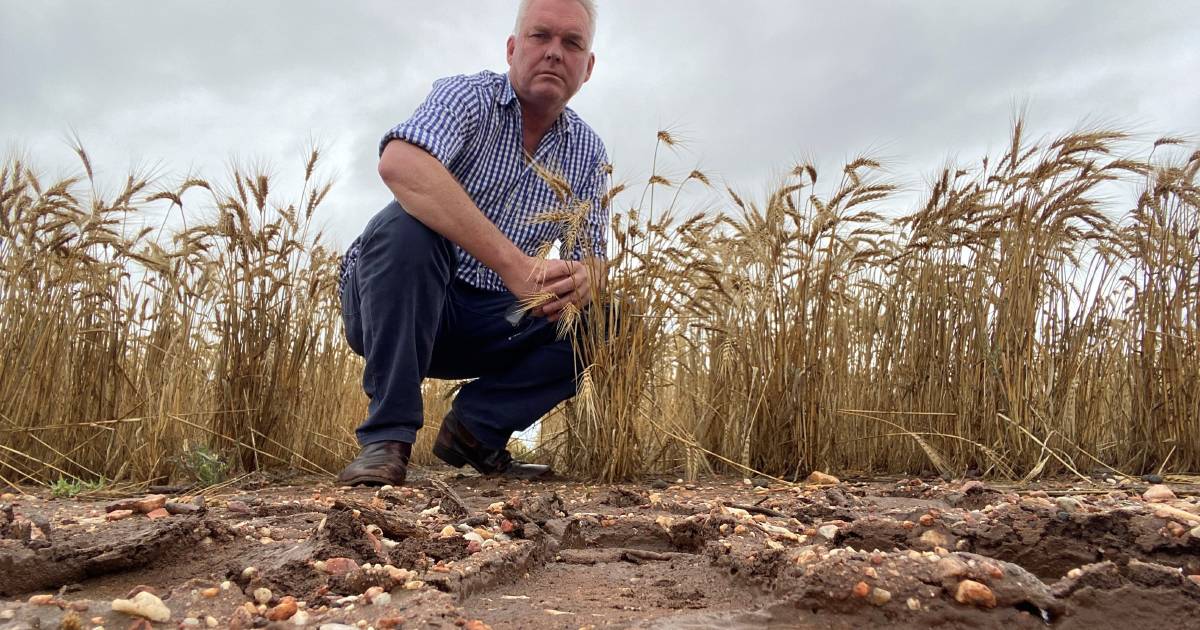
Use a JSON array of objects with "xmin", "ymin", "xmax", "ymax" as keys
[{"xmin": 2, "ymin": 0, "xmax": 1197, "ymax": 247}]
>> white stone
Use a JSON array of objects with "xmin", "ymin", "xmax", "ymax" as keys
[
  {"xmin": 111, "ymin": 591, "xmax": 171, "ymax": 622},
  {"xmin": 292, "ymin": 610, "xmax": 311, "ymax": 626},
  {"xmin": 817, "ymin": 525, "xmax": 839, "ymax": 540},
  {"xmin": 919, "ymin": 529, "xmax": 952, "ymax": 549},
  {"xmin": 253, "ymin": 587, "xmax": 273, "ymax": 604}
]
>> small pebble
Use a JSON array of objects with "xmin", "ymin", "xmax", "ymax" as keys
[
  {"xmin": 253, "ymin": 587, "xmax": 273, "ymax": 604},
  {"xmin": 919, "ymin": 529, "xmax": 952, "ymax": 549},
  {"xmin": 111, "ymin": 591, "xmax": 171, "ymax": 622},
  {"xmin": 164, "ymin": 501, "xmax": 202, "ymax": 515},
  {"xmin": 105, "ymin": 509, "xmax": 134, "ymax": 521},
  {"xmin": 1055, "ymin": 497, "xmax": 1081, "ymax": 513},
  {"xmin": 906, "ymin": 597, "xmax": 921, "ymax": 610},
  {"xmin": 323, "ymin": 557, "xmax": 358, "ymax": 575},
  {"xmin": 292, "ymin": 610, "xmax": 310, "ymax": 626},
  {"xmin": 869, "ymin": 588, "xmax": 892, "ymax": 606},
  {"xmin": 268, "ymin": 596, "xmax": 298, "ymax": 621},
  {"xmin": 954, "ymin": 579, "xmax": 997, "ymax": 608},
  {"xmin": 1143, "ymin": 485, "xmax": 1176, "ymax": 502},
  {"xmin": 806, "ymin": 471, "xmax": 840, "ymax": 485}
]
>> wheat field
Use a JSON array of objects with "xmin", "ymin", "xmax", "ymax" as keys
[{"xmin": 1, "ymin": 120, "xmax": 1196, "ymax": 489}]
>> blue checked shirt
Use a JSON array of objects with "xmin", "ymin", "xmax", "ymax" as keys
[{"xmin": 340, "ymin": 70, "xmax": 610, "ymax": 293}]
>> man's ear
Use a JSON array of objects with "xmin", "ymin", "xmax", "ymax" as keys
[
  {"xmin": 506, "ymin": 35, "xmax": 515, "ymax": 65},
  {"xmin": 583, "ymin": 52, "xmax": 595, "ymax": 83}
]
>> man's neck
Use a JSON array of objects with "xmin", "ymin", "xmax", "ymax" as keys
[{"xmin": 521, "ymin": 104, "xmax": 564, "ymax": 156}]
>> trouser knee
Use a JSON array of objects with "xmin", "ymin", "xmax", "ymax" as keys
[{"xmin": 361, "ymin": 201, "xmax": 452, "ymax": 274}]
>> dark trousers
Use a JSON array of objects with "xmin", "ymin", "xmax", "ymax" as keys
[{"xmin": 341, "ymin": 201, "xmax": 583, "ymax": 450}]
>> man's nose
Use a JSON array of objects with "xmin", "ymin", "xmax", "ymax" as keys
[{"xmin": 545, "ymin": 41, "xmax": 563, "ymax": 62}]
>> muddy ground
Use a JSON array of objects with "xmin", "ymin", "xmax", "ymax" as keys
[{"xmin": 2, "ymin": 467, "xmax": 1199, "ymax": 629}]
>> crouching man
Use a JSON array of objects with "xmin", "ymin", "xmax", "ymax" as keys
[{"xmin": 336, "ymin": 0, "xmax": 610, "ymax": 486}]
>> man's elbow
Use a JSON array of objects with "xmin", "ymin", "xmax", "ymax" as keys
[{"xmin": 377, "ymin": 140, "xmax": 412, "ymax": 190}]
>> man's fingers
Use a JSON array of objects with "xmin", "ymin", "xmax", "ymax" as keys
[{"xmin": 528, "ymin": 259, "xmax": 566, "ymax": 284}]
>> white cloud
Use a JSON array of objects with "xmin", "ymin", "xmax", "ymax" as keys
[{"xmin": 2, "ymin": 0, "xmax": 1197, "ymax": 247}]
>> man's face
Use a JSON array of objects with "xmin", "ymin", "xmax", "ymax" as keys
[{"xmin": 507, "ymin": 0, "xmax": 595, "ymax": 111}]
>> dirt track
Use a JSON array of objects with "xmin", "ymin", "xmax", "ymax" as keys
[{"xmin": 2, "ymin": 469, "xmax": 1199, "ymax": 629}]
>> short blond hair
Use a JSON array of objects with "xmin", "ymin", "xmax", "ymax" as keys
[{"xmin": 514, "ymin": 0, "xmax": 597, "ymax": 43}]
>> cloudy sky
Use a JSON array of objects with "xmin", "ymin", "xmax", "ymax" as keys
[{"xmin": 2, "ymin": 0, "xmax": 1197, "ymax": 247}]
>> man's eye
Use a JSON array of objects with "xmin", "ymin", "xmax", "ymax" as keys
[{"xmin": 531, "ymin": 32, "xmax": 548, "ymax": 39}]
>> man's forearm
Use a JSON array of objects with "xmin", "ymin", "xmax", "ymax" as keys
[{"xmin": 378, "ymin": 140, "xmax": 524, "ymax": 280}]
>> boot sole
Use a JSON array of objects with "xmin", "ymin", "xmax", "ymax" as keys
[{"xmin": 337, "ymin": 473, "xmax": 404, "ymax": 487}]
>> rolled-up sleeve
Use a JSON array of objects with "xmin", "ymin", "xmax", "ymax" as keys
[
  {"xmin": 379, "ymin": 75, "xmax": 484, "ymax": 166},
  {"xmin": 570, "ymin": 147, "xmax": 611, "ymax": 261}
]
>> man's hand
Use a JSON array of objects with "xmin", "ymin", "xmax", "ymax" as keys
[{"xmin": 501, "ymin": 257, "xmax": 604, "ymax": 322}]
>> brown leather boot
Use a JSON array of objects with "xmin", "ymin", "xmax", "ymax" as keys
[
  {"xmin": 432, "ymin": 412, "xmax": 552, "ymax": 480},
  {"xmin": 336, "ymin": 441, "xmax": 412, "ymax": 487}
]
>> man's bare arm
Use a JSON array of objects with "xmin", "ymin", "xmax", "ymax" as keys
[{"xmin": 378, "ymin": 139, "xmax": 581, "ymax": 302}]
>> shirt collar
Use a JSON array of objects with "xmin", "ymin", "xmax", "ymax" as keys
[{"xmin": 501, "ymin": 72, "xmax": 576, "ymax": 137}]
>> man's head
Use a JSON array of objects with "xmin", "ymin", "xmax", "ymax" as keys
[{"xmin": 507, "ymin": 0, "xmax": 596, "ymax": 113}]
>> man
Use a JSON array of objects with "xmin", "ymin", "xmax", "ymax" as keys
[{"xmin": 336, "ymin": 0, "xmax": 609, "ymax": 487}]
